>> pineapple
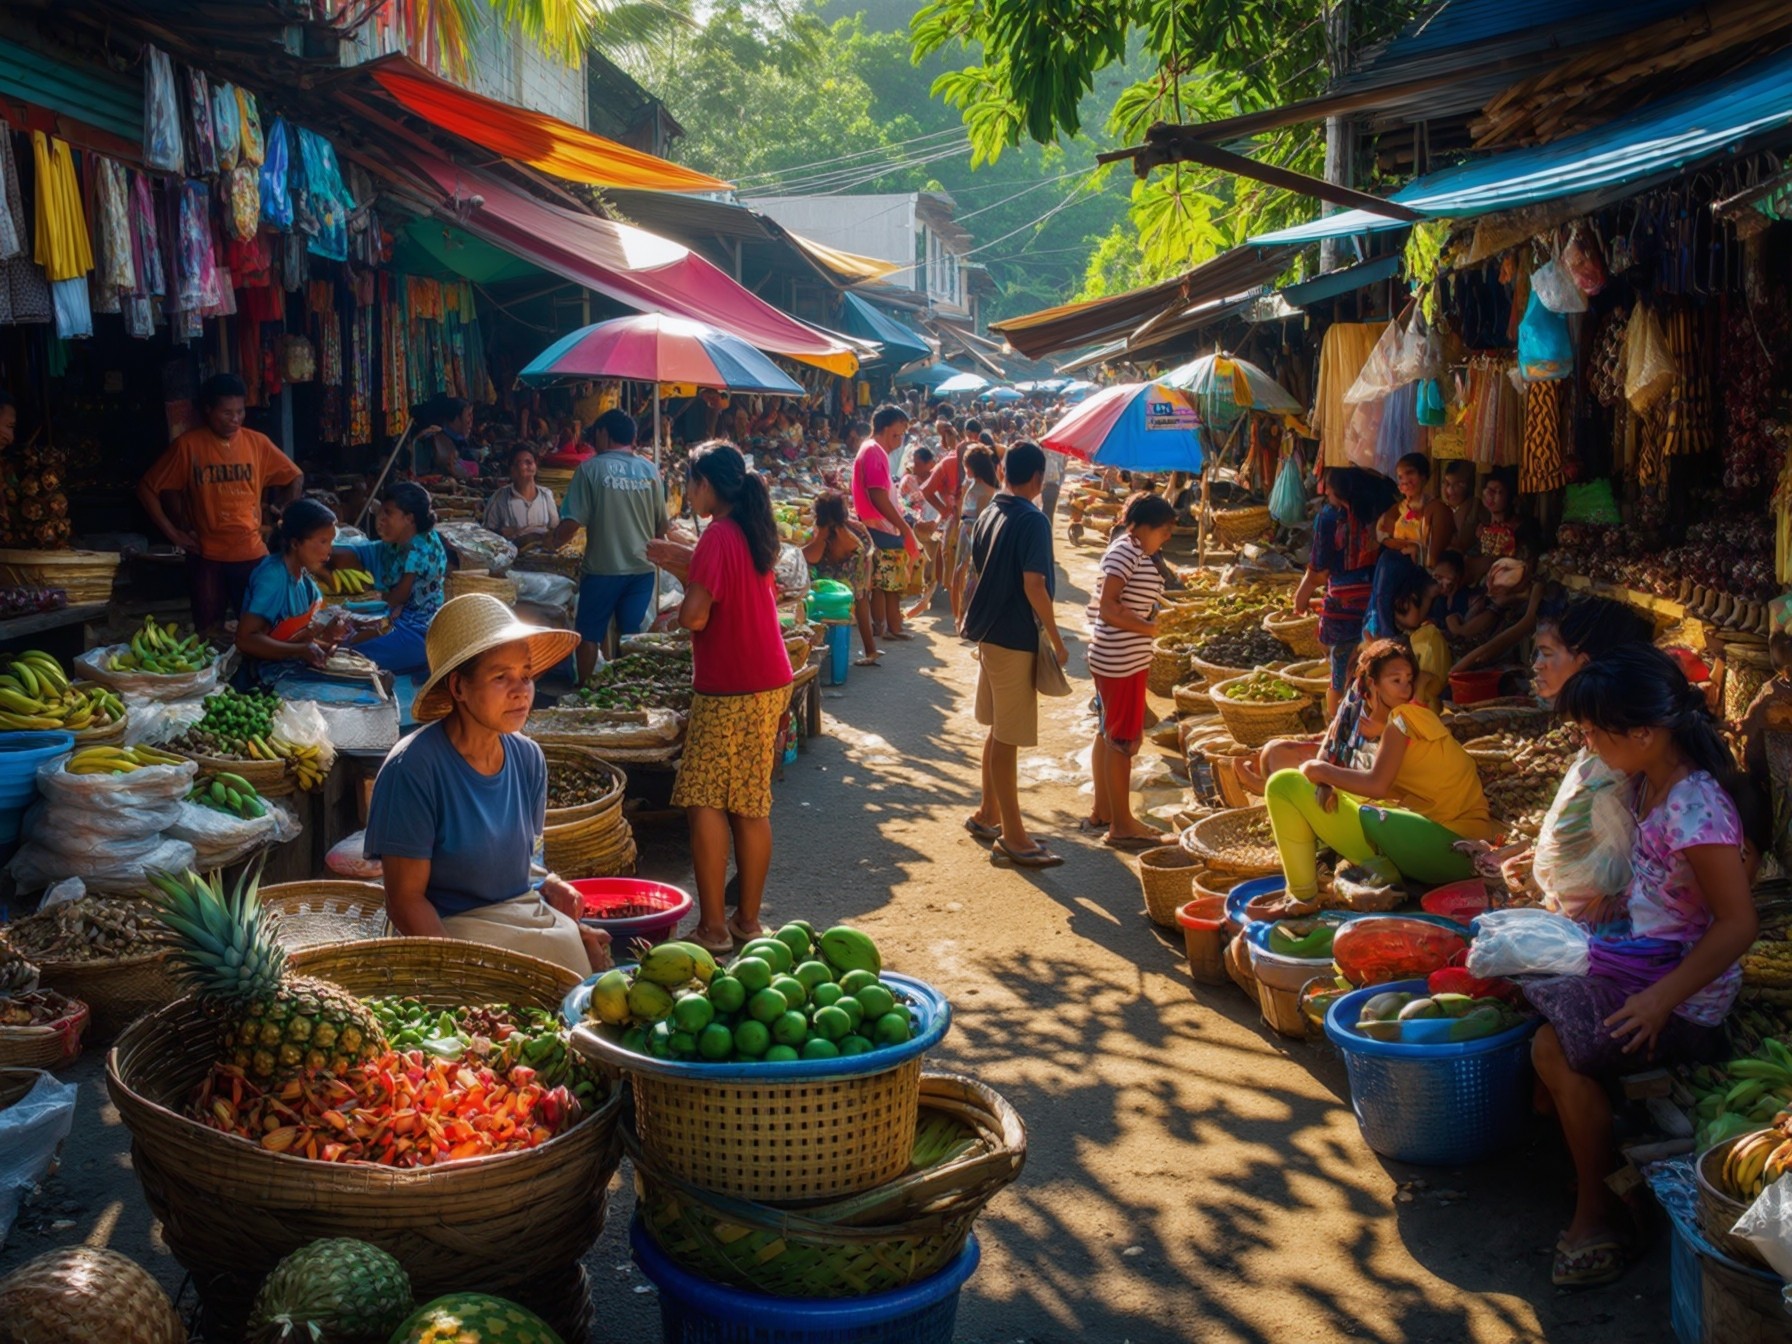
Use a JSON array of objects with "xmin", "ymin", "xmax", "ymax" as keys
[
  {"xmin": 148, "ymin": 866, "xmax": 385, "ymax": 1081},
  {"xmin": 248, "ymin": 1239, "xmax": 413, "ymax": 1344}
]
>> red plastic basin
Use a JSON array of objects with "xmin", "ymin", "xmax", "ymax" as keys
[
  {"xmin": 571, "ymin": 878, "xmax": 693, "ymax": 945},
  {"xmin": 1448, "ymin": 666, "xmax": 1507, "ymax": 705}
]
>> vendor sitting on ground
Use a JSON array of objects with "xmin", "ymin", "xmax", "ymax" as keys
[
  {"xmin": 363, "ymin": 594, "xmax": 608, "ymax": 977},
  {"xmin": 234, "ymin": 499, "xmax": 351, "ymax": 685},
  {"xmin": 329, "ymin": 482, "xmax": 448, "ymax": 675},
  {"xmin": 1450, "ymin": 557, "xmax": 1564, "ymax": 681},
  {"xmin": 1264, "ymin": 639, "xmax": 1496, "ymax": 902},
  {"xmin": 482, "ymin": 445, "xmax": 560, "ymax": 542}
]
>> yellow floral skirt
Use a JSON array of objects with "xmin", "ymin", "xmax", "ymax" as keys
[{"xmin": 671, "ymin": 685, "xmax": 789, "ymax": 818}]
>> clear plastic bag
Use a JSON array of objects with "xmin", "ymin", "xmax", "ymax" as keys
[
  {"xmin": 273, "ymin": 698, "xmax": 338, "ymax": 776},
  {"xmin": 1734, "ymin": 1175, "xmax": 1792, "ymax": 1280},
  {"xmin": 1624, "ymin": 303, "xmax": 1677, "ymax": 412},
  {"xmin": 0, "ymin": 1071, "xmax": 78, "ymax": 1247},
  {"xmin": 1344, "ymin": 319, "xmax": 1407, "ymax": 404},
  {"xmin": 1530, "ymin": 258, "xmax": 1588, "ymax": 314},
  {"xmin": 34, "ymin": 754, "xmax": 196, "ymax": 808},
  {"xmin": 438, "ymin": 521, "xmax": 516, "ymax": 575},
  {"xmin": 774, "ymin": 544, "xmax": 809, "ymax": 595},
  {"xmin": 513, "ymin": 571, "xmax": 577, "ymax": 608},
  {"xmin": 1269, "ymin": 449, "xmax": 1307, "ymax": 528},
  {"xmin": 167, "ymin": 799, "xmax": 298, "ymax": 868},
  {"xmin": 328, "ymin": 829, "xmax": 383, "ymax": 880},
  {"xmin": 1342, "ymin": 397, "xmax": 1389, "ymax": 473},
  {"xmin": 1465, "ymin": 907, "xmax": 1591, "ymax": 979},
  {"xmin": 1518, "ymin": 290, "xmax": 1574, "ymax": 381},
  {"xmin": 75, "ymin": 645, "xmax": 223, "ymax": 702},
  {"xmin": 18, "ymin": 800, "xmax": 181, "ymax": 855},
  {"xmin": 8, "ymin": 836, "xmax": 196, "ymax": 895},
  {"xmin": 1532, "ymin": 753, "xmax": 1635, "ymax": 915}
]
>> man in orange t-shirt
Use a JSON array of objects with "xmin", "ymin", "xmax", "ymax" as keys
[{"xmin": 138, "ymin": 373, "xmax": 304, "ymax": 635}]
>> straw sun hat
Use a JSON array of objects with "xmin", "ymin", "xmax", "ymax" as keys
[{"xmin": 411, "ymin": 593, "xmax": 581, "ymax": 722}]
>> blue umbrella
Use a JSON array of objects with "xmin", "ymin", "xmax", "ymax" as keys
[
  {"xmin": 895, "ymin": 362, "xmax": 969, "ymax": 390},
  {"xmin": 983, "ymin": 386, "xmax": 1024, "ymax": 403},
  {"xmin": 1039, "ymin": 382, "xmax": 1205, "ymax": 473},
  {"xmin": 935, "ymin": 371, "xmax": 990, "ymax": 395},
  {"xmin": 1060, "ymin": 379, "xmax": 1099, "ymax": 400}
]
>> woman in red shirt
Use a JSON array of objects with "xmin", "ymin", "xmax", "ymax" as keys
[{"xmin": 647, "ymin": 441, "xmax": 793, "ymax": 954}]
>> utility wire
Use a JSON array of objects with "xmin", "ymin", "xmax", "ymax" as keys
[
  {"xmin": 730, "ymin": 125, "xmax": 970, "ymax": 186},
  {"xmin": 733, "ymin": 133, "xmax": 971, "ymax": 193},
  {"xmin": 743, "ymin": 140, "xmax": 971, "ymax": 197}
]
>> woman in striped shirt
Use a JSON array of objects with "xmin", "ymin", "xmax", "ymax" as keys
[{"xmin": 1085, "ymin": 493, "xmax": 1179, "ymax": 849}]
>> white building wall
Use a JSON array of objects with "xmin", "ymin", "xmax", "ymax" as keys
[{"xmin": 748, "ymin": 195, "xmax": 920, "ymax": 291}]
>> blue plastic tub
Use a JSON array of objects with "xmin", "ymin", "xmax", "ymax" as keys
[
  {"xmin": 1222, "ymin": 875, "xmax": 1286, "ymax": 933},
  {"xmin": 0, "ymin": 730, "xmax": 71, "ymax": 843},
  {"xmin": 824, "ymin": 623, "xmax": 852, "ymax": 687},
  {"xmin": 1322, "ymin": 978, "xmax": 1539, "ymax": 1165},
  {"xmin": 632, "ymin": 1219, "xmax": 979, "ymax": 1344}
]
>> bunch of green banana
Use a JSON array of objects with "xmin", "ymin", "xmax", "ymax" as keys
[
  {"xmin": 324, "ymin": 568, "xmax": 376, "ymax": 596},
  {"xmin": 188, "ymin": 771, "xmax": 268, "ymax": 820},
  {"xmin": 1689, "ymin": 1039, "xmax": 1792, "ymax": 1148},
  {"xmin": 0, "ymin": 651, "xmax": 124, "ymax": 732},
  {"xmin": 64, "ymin": 743, "xmax": 186, "ymax": 775},
  {"xmin": 109, "ymin": 616, "xmax": 214, "ymax": 674},
  {"xmin": 270, "ymin": 735, "xmax": 328, "ymax": 791}
]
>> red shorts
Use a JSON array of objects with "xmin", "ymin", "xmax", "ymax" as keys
[{"xmin": 1093, "ymin": 669, "xmax": 1149, "ymax": 747}]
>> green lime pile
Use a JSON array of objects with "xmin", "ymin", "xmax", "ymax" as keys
[{"xmin": 585, "ymin": 923, "xmax": 916, "ymax": 1064}]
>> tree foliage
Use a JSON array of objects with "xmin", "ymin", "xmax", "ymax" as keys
[{"xmin": 400, "ymin": 0, "xmax": 689, "ymax": 70}]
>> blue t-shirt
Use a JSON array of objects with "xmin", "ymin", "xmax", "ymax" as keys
[
  {"xmin": 362, "ymin": 723, "xmax": 546, "ymax": 918},
  {"xmin": 343, "ymin": 530, "xmax": 447, "ymax": 633},
  {"xmin": 242, "ymin": 554, "xmax": 323, "ymax": 630}
]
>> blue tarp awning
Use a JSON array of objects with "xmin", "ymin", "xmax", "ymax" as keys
[
  {"xmin": 1250, "ymin": 45, "xmax": 1792, "ymax": 246},
  {"xmin": 1281, "ymin": 255, "xmax": 1404, "ymax": 307},
  {"xmin": 839, "ymin": 293, "xmax": 932, "ymax": 369},
  {"xmin": 894, "ymin": 363, "xmax": 975, "ymax": 390}
]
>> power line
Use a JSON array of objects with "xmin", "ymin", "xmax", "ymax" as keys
[
  {"xmin": 731, "ymin": 125, "xmax": 970, "ymax": 185},
  {"xmin": 733, "ymin": 130, "xmax": 971, "ymax": 192},
  {"xmin": 953, "ymin": 166, "xmax": 1102, "ymax": 222},
  {"xmin": 743, "ymin": 139, "xmax": 972, "ymax": 197}
]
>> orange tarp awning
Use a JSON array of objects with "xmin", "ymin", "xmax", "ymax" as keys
[{"xmin": 369, "ymin": 58, "xmax": 729, "ymax": 194}]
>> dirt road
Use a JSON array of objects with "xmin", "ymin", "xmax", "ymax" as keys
[{"xmin": 0, "ymin": 523, "xmax": 1669, "ymax": 1342}]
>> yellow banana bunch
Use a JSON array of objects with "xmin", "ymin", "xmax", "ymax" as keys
[
  {"xmin": 326, "ymin": 568, "xmax": 376, "ymax": 596},
  {"xmin": 0, "ymin": 651, "xmax": 124, "ymax": 732},
  {"xmin": 64, "ymin": 744, "xmax": 186, "ymax": 775},
  {"xmin": 266, "ymin": 734, "xmax": 327, "ymax": 791}
]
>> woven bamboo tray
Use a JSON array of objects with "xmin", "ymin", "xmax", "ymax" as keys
[
  {"xmin": 445, "ymin": 570, "xmax": 519, "ymax": 605},
  {"xmin": 542, "ymin": 743, "xmax": 628, "ymax": 827},
  {"xmin": 0, "ymin": 549, "xmax": 120, "ymax": 603},
  {"xmin": 260, "ymin": 880, "xmax": 390, "ymax": 951},
  {"xmin": 1207, "ymin": 673, "xmax": 1313, "ymax": 748},
  {"xmin": 33, "ymin": 950, "xmax": 179, "ymax": 1041},
  {"xmin": 629, "ymin": 1073, "xmax": 1025, "ymax": 1298},
  {"xmin": 1263, "ymin": 610, "xmax": 1323, "ymax": 659},
  {"xmin": 1148, "ymin": 640, "xmax": 1190, "ymax": 697},
  {"xmin": 1695, "ymin": 1134, "xmax": 1766, "ymax": 1267},
  {"xmin": 1278, "ymin": 659, "xmax": 1332, "ymax": 696},
  {"xmin": 1138, "ymin": 846, "xmax": 1201, "ymax": 928},
  {"xmin": 1209, "ymin": 506, "xmax": 1272, "ymax": 546},
  {"xmin": 106, "ymin": 939, "xmax": 620, "ymax": 1341},
  {"xmin": 0, "ymin": 991, "xmax": 88, "ymax": 1069},
  {"xmin": 173, "ymin": 750, "xmax": 293, "ymax": 797},
  {"xmin": 1181, "ymin": 806, "xmax": 1280, "ymax": 877}
]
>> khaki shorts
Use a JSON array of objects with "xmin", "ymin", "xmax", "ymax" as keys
[
  {"xmin": 974, "ymin": 642, "xmax": 1038, "ymax": 747},
  {"xmin": 441, "ymin": 893, "xmax": 592, "ymax": 977}
]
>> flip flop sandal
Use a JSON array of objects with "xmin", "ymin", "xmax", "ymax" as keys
[
  {"xmin": 1077, "ymin": 818, "xmax": 1111, "ymax": 834},
  {"xmin": 688, "ymin": 930, "xmax": 735, "ymax": 957},
  {"xmin": 727, "ymin": 918, "xmax": 766, "ymax": 947},
  {"xmin": 1104, "ymin": 833, "xmax": 1165, "ymax": 852},
  {"xmin": 964, "ymin": 817, "xmax": 1002, "ymax": 841},
  {"xmin": 1551, "ymin": 1238, "xmax": 1627, "ymax": 1288},
  {"xmin": 854, "ymin": 655, "xmax": 882, "ymax": 667},
  {"xmin": 992, "ymin": 841, "xmax": 1064, "ymax": 869},
  {"xmin": 884, "ymin": 630, "xmax": 916, "ymax": 641}
]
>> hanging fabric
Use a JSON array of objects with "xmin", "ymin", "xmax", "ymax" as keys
[
  {"xmin": 212, "ymin": 82, "xmax": 241, "ymax": 171},
  {"xmin": 349, "ymin": 291, "xmax": 374, "ymax": 446},
  {"xmin": 30, "ymin": 132, "xmax": 94, "ymax": 283},
  {"xmin": 236, "ymin": 87, "xmax": 265, "ymax": 165},
  {"xmin": 90, "ymin": 157, "xmax": 135, "ymax": 302},
  {"xmin": 1313, "ymin": 322, "xmax": 1388, "ymax": 468},
  {"xmin": 222, "ymin": 162, "xmax": 260, "ymax": 241},
  {"xmin": 143, "ymin": 46, "xmax": 183, "ymax": 172},
  {"xmin": 0, "ymin": 130, "xmax": 18, "ymax": 262},
  {"xmin": 1658, "ymin": 304, "xmax": 1713, "ymax": 462},
  {"xmin": 0, "ymin": 130, "xmax": 51, "ymax": 326},
  {"xmin": 296, "ymin": 128, "xmax": 354, "ymax": 262},
  {"xmin": 185, "ymin": 68, "xmax": 219, "ymax": 176},
  {"xmin": 1521, "ymin": 380, "xmax": 1568, "ymax": 494},
  {"xmin": 260, "ymin": 118, "xmax": 292, "ymax": 230},
  {"xmin": 174, "ymin": 179, "xmax": 218, "ymax": 313},
  {"xmin": 1461, "ymin": 355, "xmax": 1523, "ymax": 468}
]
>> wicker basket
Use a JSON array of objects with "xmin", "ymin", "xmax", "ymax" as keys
[
  {"xmin": 1188, "ymin": 653, "xmax": 1252, "ymax": 686},
  {"xmin": 174, "ymin": 751, "xmax": 293, "ymax": 798},
  {"xmin": 32, "ymin": 951, "xmax": 179, "ymax": 1041},
  {"xmin": 543, "ymin": 800, "xmax": 637, "ymax": 879},
  {"xmin": 0, "ymin": 991, "xmax": 88, "ymax": 1069},
  {"xmin": 786, "ymin": 633, "xmax": 815, "ymax": 672},
  {"xmin": 106, "ymin": 939, "xmax": 621, "ymax": 1341},
  {"xmin": 1207, "ymin": 673, "xmax": 1313, "ymax": 748},
  {"xmin": 1173, "ymin": 683, "xmax": 1212, "ymax": 717},
  {"xmin": 259, "ymin": 880, "xmax": 390, "ymax": 951},
  {"xmin": 1695, "ymin": 1134, "xmax": 1766, "ymax": 1267},
  {"xmin": 629, "ymin": 1072, "xmax": 1025, "ymax": 1299},
  {"xmin": 1263, "ymin": 610, "xmax": 1323, "ymax": 659},
  {"xmin": 0, "ymin": 549, "xmax": 120, "ymax": 604},
  {"xmin": 1278, "ymin": 660, "xmax": 1332, "ymax": 696},
  {"xmin": 446, "ymin": 570, "xmax": 519, "ymax": 605},
  {"xmin": 1724, "ymin": 643, "xmax": 1772, "ymax": 725},
  {"xmin": 542, "ymin": 744, "xmax": 628, "ymax": 827},
  {"xmin": 1138, "ymin": 846, "xmax": 1201, "ymax": 927},
  {"xmin": 0, "ymin": 1065, "xmax": 49, "ymax": 1110},
  {"xmin": 1148, "ymin": 640, "xmax": 1189, "ymax": 697},
  {"xmin": 1181, "ymin": 806, "xmax": 1281, "ymax": 877},
  {"xmin": 1209, "ymin": 506, "xmax": 1273, "ymax": 546}
]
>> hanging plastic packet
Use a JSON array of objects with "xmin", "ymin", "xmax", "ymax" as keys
[
  {"xmin": 142, "ymin": 46, "xmax": 183, "ymax": 172},
  {"xmin": 1530, "ymin": 257, "xmax": 1587, "ymax": 314},
  {"xmin": 185, "ymin": 68, "xmax": 218, "ymax": 176},
  {"xmin": 260, "ymin": 117, "xmax": 293, "ymax": 231},
  {"xmin": 1517, "ymin": 290, "xmax": 1573, "ymax": 381},
  {"xmin": 212, "ymin": 81, "xmax": 241, "ymax": 171},
  {"xmin": 1269, "ymin": 448, "xmax": 1307, "ymax": 528},
  {"xmin": 1415, "ymin": 378, "xmax": 1448, "ymax": 427},
  {"xmin": 236, "ymin": 87, "xmax": 265, "ymax": 166}
]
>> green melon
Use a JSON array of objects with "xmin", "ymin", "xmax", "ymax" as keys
[{"xmin": 385, "ymin": 1293, "xmax": 564, "ymax": 1344}]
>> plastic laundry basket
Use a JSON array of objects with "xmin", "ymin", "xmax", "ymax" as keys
[
  {"xmin": 1323, "ymin": 979, "xmax": 1538, "ymax": 1165},
  {"xmin": 632, "ymin": 1219, "xmax": 979, "ymax": 1344}
]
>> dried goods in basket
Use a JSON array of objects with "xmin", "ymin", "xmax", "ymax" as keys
[
  {"xmin": 1181, "ymin": 806, "xmax": 1281, "ymax": 877},
  {"xmin": 541, "ymin": 743, "xmax": 628, "ymax": 825},
  {"xmin": 1207, "ymin": 671, "xmax": 1313, "ymax": 747},
  {"xmin": 1278, "ymin": 659, "xmax": 1333, "ymax": 696},
  {"xmin": 0, "ymin": 990, "xmax": 87, "ymax": 1068}
]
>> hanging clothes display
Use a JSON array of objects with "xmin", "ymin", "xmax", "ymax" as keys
[
  {"xmin": 222, "ymin": 162, "xmax": 260, "ymax": 241},
  {"xmin": 0, "ymin": 131, "xmax": 50, "ymax": 326},
  {"xmin": 212, "ymin": 81, "xmax": 241, "ymax": 170},
  {"xmin": 349, "ymin": 278, "xmax": 374, "ymax": 446},
  {"xmin": 1520, "ymin": 379, "xmax": 1568, "ymax": 495},
  {"xmin": 30, "ymin": 132, "xmax": 93, "ymax": 283},
  {"xmin": 1658, "ymin": 303, "xmax": 1713, "ymax": 463},
  {"xmin": 123, "ymin": 170, "xmax": 162, "ymax": 337},
  {"xmin": 260, "ymin": 117, "xmax": 292, "ymax": 231},
  {"xmin": 174, "ymin": 179, "xmax": 219, "ymax": 313},
  {"xmin": 88, "ymin": 156, "xmax": 135, "ymax": 311},
  {"xmin": 143, "ymin": 46, "xmax": 183, "ymax": 172},
  {"xmin": 381, "ymin": 273, "xmax": 409, "ymax": 436},
  {"xmin": 1313, "ymin": 322, "xmax": 1387, "ymax": 468},
  {"xmin": 1460, "ymin": 355, "xmax": 1522, "ymax": 468},
  {"xmin": 237, "ymin": 87, "xmax": 265, "ymax": 165},
  {"xmin": 297, "ymin": 128, "xmax": 353, "ymax": 262},
  {"xmin": 186, "ymin": 68, "xmax": 219, "ymax": 176}
]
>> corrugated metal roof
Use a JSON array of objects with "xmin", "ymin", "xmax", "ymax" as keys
[
  {"xmin": 1252, "ymin": 45, "xmax": 1792, "ymax": 244},
  {"xmin": 1377, "ymin": 0, "xmax": 1695, "ymax": 61}
]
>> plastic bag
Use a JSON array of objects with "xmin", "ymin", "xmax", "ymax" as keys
[
  {"xmin": 1416, "ymin": 378, "xmax": 1448, "ymax": 428},
  {"xmin": 1734, "ymin": 1175, "xmax": 1792, "ymax": 1280},
  {"xmin": 18, "ymin": 800, "xmax": 181, "ymax": 857},
  {"xmin": 142, "ymin": 46, "xmax": 183, "ymax": 172},
  {"xmin": 34, "ymin": 753, "xmax": 196, "ymax": 809},
  {"xmin": 774, "ymin": 543, "xmax": 809, "ymax": 596},
  {"xmin": 1624, "ymin": 303, "xmax": 1677, "ymax": 413},
  {"xmin": 1562, "ymin": 224, "xmax": 1607, "ymax": 297},
  {"xmin": 1342, "ymin": 397, "xmax": 1389, "ymax": 474},
  {"xmin": 438, "ymin": 521, "xmax": 516, "ymax": 576},
  {"xmin": 75, "ymin": 645, "xmax": 222, "ymax": 702},
  {"xmin": 8, "ymin": 835, "xmax": 196, "ymax": 895},
  {"xmin": 1465, "ymin": 907, "xmax": 1591, "ymax": 979},
  {"xmin": 1517, "ymin": 290, "xmax": 1574, "ymax": 381},
  {"xmin": 167, "ymin": 799, "xmax": 295, "ymax": 868},
  {"xmin": 1391, "ymin": 310, "xmax": 1441, "ymax": 385},
  {"xmin": 1562, "ymin": 479, "xmax": 1622, "ymax": 526},
  {"xmin": 1345, "ymin": 319, "xmax": 1407, "ymax": 404},
  {"xmin": 1269, "ymin": 450, "xmax": 1307, "ymax": 528},
  {"xmin": 273, "ymin": 698, "xmax": 337, "ymax": 775},
  {"xmin": 328, "ymin": 829, "xmax": 383, "ymax": 880},
  {"xmin": 512, "ymin": 571, "xmax": 577, "ymax": 608},
  {"xmin": 1530, "ymin": 259, "xmax": 1588, "ymax": 314},
  {"xmin": 0, "ymin": 1072, "xmax": 78, "ymax": 1247},
  {"xmin": 1532, "ymin": 753, "xmax": 1635, "ymax": 913}
]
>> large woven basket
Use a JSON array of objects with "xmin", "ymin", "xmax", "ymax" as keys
[
  {"xmin": 1137, "ymin": 846, "xmax": 1201, "ymax": 927},
  {"xmin": 1278, "ymin": 659, "xmax": 1333, "ymax": 696},
  {"xmin": 1148, "ymin": 640, "xmax": 1190, "ymax": 697},
  {"xmin": 541, "ymin": 743, "xmax": 628, "ymax": 827},
  {"xmin": 260, "ymin": 880, "xmax": 390, "ymax": 951},
  {"xmin": 33, "ymin": 951, "xmax": 180, "ymax": 1041},
  {"xmin": 1696, "ymin": 1134, "xmax": 1766, "ymax": 1267},
  {"xmin": 173, "ymin": 750, "xmax": 293, "ymax": 798},
  {"xmin": 445, "ymin": 570, "xmax": 519, "ymax": 605},
  {"xmin": 543, "ymin": 798, "xmax": 637, "ymax": 878},
  {"xmin": 1263, "ymin": 610, "xmax": 1323, "ymax": 659},
  {"xmin": 106, "ymin": 939, "xmax": 621, "ymax": 1342},
  {"xmin": 629, "ymin": 1073, "xmax": 1025, "ymax": 1299},
  {"xmin": 1181, "ymin": 806, "xmax": 1281, "ymax": 877},
  {"xmin": 0, "ymin": 548, "xmax": 120, "ymax": 603},
  {"xmin": 1207, "ymin": 673, "xmax": 1313, "ymax": 748},
  {"xmin": 0, "ymin": 1065, "xmax": 49, "ymax": 1110},
  {"xmin": 1172, "ymin": 683, "xmax": 1212, "ymax": 717},
  {"xmin": 1188, "ymin": 653, "xmax": 1252, "ymax": 686},
  {"xmin": 0, "ymin": 991, "xmax": 88, "ymax": 1069},
  {"xmin": 1209, "ymin": 506, "xmax": 1273, "ymax": 546}
]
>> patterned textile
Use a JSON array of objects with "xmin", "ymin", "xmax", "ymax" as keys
[
  {"xmin": 0, "ymin": 130, "xmax": 50, "ymax": 325},
  {"xmin": 671, "ymin": 686, "xmax": 789, "ymax": 818},
  {"xmin": 869, "ymin": 542, "xmax": 909, "ymax": 593},
  {"xmin": 1520, "ymin": 379, "xmax": 1568, "ymax": 494}
]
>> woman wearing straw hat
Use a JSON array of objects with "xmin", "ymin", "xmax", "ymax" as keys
[
  {"xmin": 362, "ymin": 593, "xmax": 610, "ymax": 976},
  {"xmin": 646, "ymin": 441, "xmax": 792, "ymax": 956}
]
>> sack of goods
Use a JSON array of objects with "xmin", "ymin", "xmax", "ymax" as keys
[{"xmin": 7, "ymin": 744, "xmax": 197, "ymax": 893}]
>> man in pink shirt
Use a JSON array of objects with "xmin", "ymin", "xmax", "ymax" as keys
[{"xmin": 851, "ymin": 404, "xmax": 921, "ymax": 642}]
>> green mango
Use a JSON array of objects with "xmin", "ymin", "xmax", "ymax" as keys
[
  {"xmin": 1355, "ymin": 1018, "xmax": 1404, "ymax": 1042},
  {"xmin": 1359, "ymin": 992, "xmax": 1413, "ymax": 1022},
  {"xmin": 1447, "ymin": 1006, "xmax": 1507, "ymax": 1042},
  {"xmin": 1397, "ymin": 997, "xmax": 1443, "ymax": 1021},
  {"xmin": 1430, "ymin": 993, "xmax": 1476, "ymax": 1019}
]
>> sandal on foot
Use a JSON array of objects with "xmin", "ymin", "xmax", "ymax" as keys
[
  {"xmin": 727, "ymin": 918, "xmax": 765, "ymax": 946},
  {"xmin": 1551, "ymin": 1237, "xmax": 1628, "ymax": 1289},
  {"xmin": 854, "ymin": 654, "xmax": 882, "ymax": 667},
  {"xmin": 885, "ymin": 629, "xmax": 916, "ymax": 641},
  {"xmin": 1104, "ymin": 832, "xmax": 1165, "ymax": 852},
  {"xmin": 1077, "ymin": 818, "xmax": 1111, "ymax": 835},
  {"xmin": 688, "ymin": 929, "xmax": 735, "ymax": 957},
  {"xmin": 992, "ymin": 840, "xmax": 1064, "ymax": 869},
  {"xmin": 964, "ymin": 816, "xmax": 1002, "ymax": 841}
]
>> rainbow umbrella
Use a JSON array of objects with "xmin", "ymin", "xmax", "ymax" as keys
[
  {"xmin": 1160, "ymin": 352, "xmax": 1301, "ymax": 431},
  {"xmin": 1040, "ymin": 382, "xmax": 1204, "ymax": 473}
]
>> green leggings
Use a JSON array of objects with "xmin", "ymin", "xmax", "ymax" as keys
[{"xmin": 1261, "ymin": 768, "xmax": 1478, "ymax": 900}]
